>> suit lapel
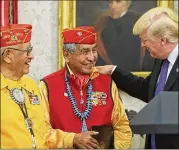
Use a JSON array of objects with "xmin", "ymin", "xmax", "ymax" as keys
[
  {"xmin": 148, "ymin": 59, "xmax": 163, "ymax": 100},
  {"xmin": 165, "ymin": 56, "xmax": 179, "ymax": 91}
]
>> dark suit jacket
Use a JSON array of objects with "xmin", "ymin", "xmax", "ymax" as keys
[
  {"xmin": 96, "ymin": 11, "xmax": 154, "ymax": 71},
  {"xmin": 112, "ymin": 56, "xmax": 179, "ymax": 149}
]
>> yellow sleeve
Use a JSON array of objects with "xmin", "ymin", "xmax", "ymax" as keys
[
  {"xmin": 111, "ymin": 81, "xmax": 132, "ymax": 149},
  {"xmin": 39, "ymin": 81, "xmax": 76, "ymax": 149}
]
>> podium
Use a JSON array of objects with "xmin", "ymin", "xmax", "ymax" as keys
[{"xmin": 130, "ymin": 92, "xmax": 178, "ymax": 134}]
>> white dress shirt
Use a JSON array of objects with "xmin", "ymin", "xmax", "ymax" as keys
[{"xmin": 166, "ymin": 44, "xmax": 178, "ymax": 81}]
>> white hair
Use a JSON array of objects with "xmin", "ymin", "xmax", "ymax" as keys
[
  {"xmin": 63, "ymin": 43, "xmax": 77, "ymax": 53},
  {"xmin": 1, "ymin": 47, "xmax": 5, "ymax": 55}
]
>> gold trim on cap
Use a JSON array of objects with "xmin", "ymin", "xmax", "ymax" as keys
[{"xmin": 78, "ymin": 33, "xmax": 96, "ymax": 44}]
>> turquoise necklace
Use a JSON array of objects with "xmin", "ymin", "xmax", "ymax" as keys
[{"xmin": 65, "ymin": 75, "xmax": 92, "ymax": 132}]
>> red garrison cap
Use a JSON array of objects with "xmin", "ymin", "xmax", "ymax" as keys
[
  {"xmin": 0, "ymin": 24, "xmax": 32, "ymax": 47},
  {"xmin": 62, "ymin": 26, "xmax": 96, "ymax": 44}
]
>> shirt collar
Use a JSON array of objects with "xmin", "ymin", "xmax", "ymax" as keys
[
  {"xmin": 167, "ymin": 44, "xmax": 178, "ymax": 66},
  {"xmin": 66, "ymin": 63, "xmax": 99, "ymax": 80},
  {"xmin": 120, "ymin": 11, "xmax": 127, "ymax": 18},
  {"xmin": 1, "ymin": 73, "xmax": 27, "ymax": 90}
]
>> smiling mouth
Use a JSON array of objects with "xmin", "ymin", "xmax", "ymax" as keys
[
  {"xmin": 25, "ymin": 62, "xmax": 30, "ymax": 65},
  {"xmin": 85, "ymin": 64, "xmax": 94, "ymax": 68}
]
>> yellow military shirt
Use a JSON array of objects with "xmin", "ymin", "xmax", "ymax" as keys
[{"xmin": 1, "ymin": 73, "xmax": 47, "ymax": 148}]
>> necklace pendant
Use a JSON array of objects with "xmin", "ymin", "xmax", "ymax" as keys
[
  {"xmin": 32, "ymin": 135, "xmax": 36, "ymax": 149},
  {"xmin": 65, "ymin": 75, "xmax": 92, "ymax": 132},
  {"xmin": 82, "ymin": 119, "xmax": 88, "ymax": 132},
  {"xmin": 32, "ymin": 143, "xmax": 36, "ymax": 149}
]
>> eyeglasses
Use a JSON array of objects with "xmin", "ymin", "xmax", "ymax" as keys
[{"xmin": 2, "ymin": 46, "xmax": 33, "ymax": 56}]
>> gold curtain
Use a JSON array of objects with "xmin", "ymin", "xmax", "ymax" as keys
[
  {"xmin": 9, "ymin": 1, "xmax": 13, "ymax": 24},
  {"xmin": 58, "ymin": 0, "xmax": 174, "ymax": 78},
  {"xmin": 58, "ymin": 0, "xmax": 76, "ymax": 69}
]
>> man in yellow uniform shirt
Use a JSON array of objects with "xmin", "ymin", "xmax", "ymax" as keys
[
  {"xmin": 1, "ymin": 24, "xmax": 46, "ymax": 148},
  {"xmin": 39, "ymin": 26, "xmax": 132, "ymax": 149}
]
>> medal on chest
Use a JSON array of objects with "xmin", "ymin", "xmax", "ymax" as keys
[{"xmin": 25, "ymin": 90, "xmax": 40, "ymax": 105}]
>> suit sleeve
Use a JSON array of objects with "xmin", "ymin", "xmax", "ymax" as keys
[
  {"xmin": 39, "ymin": 81, "xmax": 76, "ymax": 148},
  {"xmin": 112, "ymin": 67, "xmax": 151, "ymax": 102},
  {"xmin": 111, "ymin": 81, "xmax": 132, "ymax": 149}
]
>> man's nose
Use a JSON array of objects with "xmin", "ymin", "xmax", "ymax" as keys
[
  {"xmin": 87, "ymin": 52, "xmax": 95, "ymax": 61},
  {"xmin": 28, "ymin": 51, "xmax": 34, "ymax": 59},
  {"xmin": 141, "ymin": 41, "xmax": 146, "ymax": 47}
]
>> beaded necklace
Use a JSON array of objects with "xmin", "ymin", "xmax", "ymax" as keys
[{"xmin": 65, "ymin": 75, "xmax": 92, "ymax": 132}]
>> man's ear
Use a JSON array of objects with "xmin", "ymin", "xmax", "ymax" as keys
[
  {"xmin": 63, "ymin": 50, "xmax": 70, "ymax": 63},
  {"xmin": 2, "ymin": 49, "xmax": 13, "ymax": 64},
  {"xmin": 161, "ymin": 37, "xmax": 167, "ymax": 46}
]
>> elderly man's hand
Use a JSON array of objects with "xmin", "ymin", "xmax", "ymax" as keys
[
  {"xmin": 73, "ymin": 131, "xmax": 100, "ymax": 149},
  {"xmin": 96, "ymin": 65, "xmax": 115, "ymax": 75}
]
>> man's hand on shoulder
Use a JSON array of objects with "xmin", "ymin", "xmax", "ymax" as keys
[{"xmin": 96, "ymin": 65, "xmax": 116, "ymax": 75}]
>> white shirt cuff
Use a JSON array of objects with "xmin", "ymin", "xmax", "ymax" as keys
[{"xmin": 111, "ymin": 65, "xmax": 117, "ymax": 75}]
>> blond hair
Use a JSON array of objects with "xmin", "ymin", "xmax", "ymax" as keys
[{"xmin": 133, "ymin": 7, "xmax": 178, "ymax": 43}]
